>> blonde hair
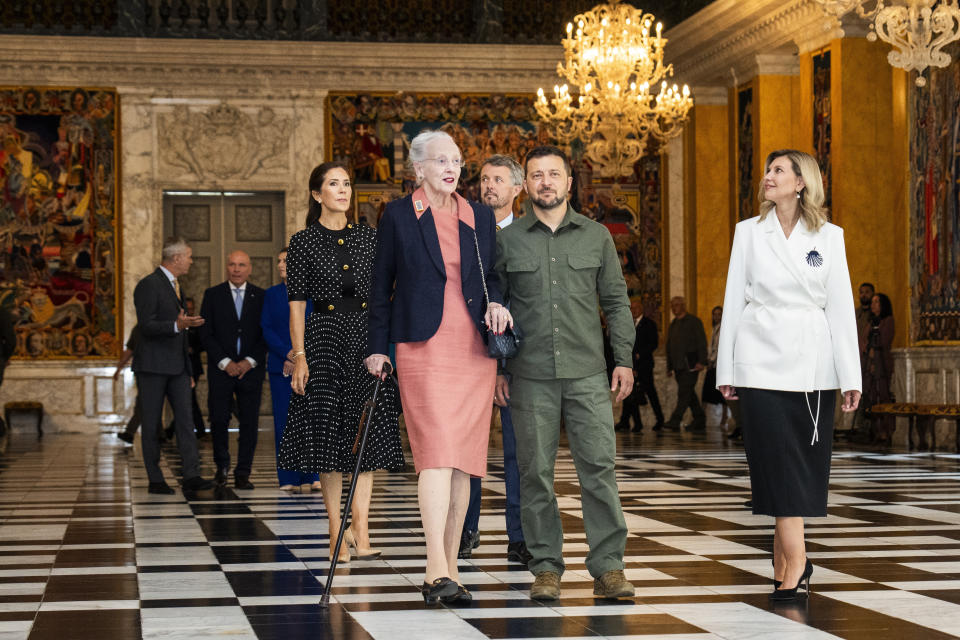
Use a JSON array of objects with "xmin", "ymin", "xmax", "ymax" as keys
[{"xmin": 757, "ymin": 149, "xmax": 828, "ymax": 232}]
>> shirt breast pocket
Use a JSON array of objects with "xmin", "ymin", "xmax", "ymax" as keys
[
  {"xmin": 566, "ymin": 254, "xmax": 600, "ymax": 294},
  {"xmin": 506, "ymin": 258, "xmax": 541, "ymax": 297}
]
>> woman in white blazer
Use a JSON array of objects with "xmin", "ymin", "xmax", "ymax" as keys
[{"xmin": 717, "ymin": 149, "xmax": 861, "ymax": 602}]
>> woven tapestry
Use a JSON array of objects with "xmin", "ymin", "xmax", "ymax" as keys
[
  {"xmin": 910, "ymin": 49, "xmax": 960, "ymax": 342},
  {"xmin": 0, "ymin": 86, "xmax": 121, "ymax": 358}
]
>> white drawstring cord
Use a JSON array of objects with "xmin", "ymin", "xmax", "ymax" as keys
[{"xmin": 805, "ymin": 390, "xmax": 821, "ymax": 445}]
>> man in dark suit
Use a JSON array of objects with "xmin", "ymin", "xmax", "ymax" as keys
[
  {"xmin": 615, "ymin": 300, "xmax": 665, "ymax": 432},
  {"xmin": 133, "ymin": 237, "xmax": 213, "ymax": 494},
  {"xmin": 665, "ymin": 296, "xmax": 708, "ymax": 432},
  {"xmin": 200, "ymin": 250, "xmax": 267, "ymax": 490}
]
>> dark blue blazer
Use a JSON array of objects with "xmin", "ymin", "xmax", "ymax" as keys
[
  {"xmin": 368, "ymin": 189, "xmax": 502, "ymax": 356},
  {"xmin": 260, "ymin": 283, "xmax": 312, "ymax": 375},
  {"xmin": 198, "ymin": 281, "xmax": 267, "ymax": 374}
]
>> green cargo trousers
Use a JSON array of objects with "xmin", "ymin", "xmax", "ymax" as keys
[{"xmin": 510, "ymin": 371, "xmax": 628, "ymax": 578}]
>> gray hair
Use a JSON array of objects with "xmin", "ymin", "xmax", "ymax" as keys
[
  {"xmin": 408, "ymin": 130, "xmax": 457, "ymax": 165},
  {"xmin": 482, "ymin": 154, "xmax": 524, "ymax": 186},
  {"xmin": 161, "ymin": 236, "xmax": 189, "ymax": 261}
]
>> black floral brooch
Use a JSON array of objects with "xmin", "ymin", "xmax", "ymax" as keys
[{"xmin": 805, "ymin": 248, "xmax": 823, "ymax": 268}]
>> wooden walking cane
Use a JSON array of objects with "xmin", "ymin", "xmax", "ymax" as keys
[{"xmin": 320, "ymin": 362, "xmax": 393, "ymax": 607}]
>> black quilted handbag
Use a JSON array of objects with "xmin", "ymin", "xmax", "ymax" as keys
[{"xmin": 472, "ymin": 229, "xmax": 522, "ymax": 359}]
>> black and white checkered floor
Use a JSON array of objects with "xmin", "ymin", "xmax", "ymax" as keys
[{"xmin": 1, "ymin": 426, "xmax": 960, "ymax": 639}]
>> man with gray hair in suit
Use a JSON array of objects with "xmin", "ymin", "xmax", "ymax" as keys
[{"xmin": 133, "ymin": 237, "xmax": 213, "ymax": 494}]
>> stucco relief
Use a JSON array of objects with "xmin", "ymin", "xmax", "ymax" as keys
[{"xmin": 158, "ymin": 103, "xmax": 293, "ymax": 181}]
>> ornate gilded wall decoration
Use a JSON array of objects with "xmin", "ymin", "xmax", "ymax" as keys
[
  {"xmin": 0, "ymin": 86, "xmax": 121, "ymax": 359},
  {"xmin": 158, "ymin": 103, "xmax": 292, "ymax": 181},
  {"xmin": 813, "ymin": 49, "xmax": 832, "ymax": 212},
  {"xmin": 910, "ymin": 47, "xmax": 960, "ymax": 343},
  {"xmin": 325, "ymin": 91, "xmax": 664, "ymax": 318}
]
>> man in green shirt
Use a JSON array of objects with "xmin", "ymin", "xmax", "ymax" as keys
[{"xmin": 494, "ymin": 145, "xmax": 635, "ymax": 601}]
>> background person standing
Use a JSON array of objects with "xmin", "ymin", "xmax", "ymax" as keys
[
  {"xmin": 132, "ymin": 237, "xmax": 212, "ymax": 494},
  {"xmin": 199, "ymin": 250, "xmax": 267, "ymax": 490},
  {"xmin": 664, "ymin": 296, "xmax": 707, "ymax": 432}
]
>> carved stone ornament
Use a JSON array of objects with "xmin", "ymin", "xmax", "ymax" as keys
[{"xmin": 158, "ymin": 103, "xmax": 292, "ymax": 180}]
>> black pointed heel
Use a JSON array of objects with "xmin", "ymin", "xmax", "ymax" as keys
[
  {"xmin": 421, "ymin": 577, "xmax": 459, "ymax": 605},
  {"xmin": 770, "ymin": 559, "xmax": 813, "ymax": 602}
]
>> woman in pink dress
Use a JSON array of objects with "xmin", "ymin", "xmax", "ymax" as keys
[{"xmin": 366, "ymin": 130, "xmax": 513, "ymax": 605}]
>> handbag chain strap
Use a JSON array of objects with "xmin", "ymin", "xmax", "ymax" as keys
[{"xmin": 472, "ymin": 228, "xmax": 491, "ymax": 309}]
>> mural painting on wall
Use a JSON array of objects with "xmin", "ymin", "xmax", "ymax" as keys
[
  {"xmin": 0, "ymin": 86, "xmax": 120, "ymax": 359},
  {"xmin": 326, "ymin": 92, "xmax": 664, "ymax": 318},
  {"xmin": 910, "ymin": 48, "xmax": 960, "ymax": 342},
  {"xmin": 736, "ymin": 86, "xmax": 754, "ymax": 221},
  {"xmin": 813, "ymin": 50, "xmax": 832, "ymax": 212}
]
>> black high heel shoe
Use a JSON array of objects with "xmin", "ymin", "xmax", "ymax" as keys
[
  {"xmin": 770, "ymin": 559, "xmax": 813, "ymax": 602},
  {"xmin": 421, "ymin": 577, "xmax": 459, "ymax": 605}
]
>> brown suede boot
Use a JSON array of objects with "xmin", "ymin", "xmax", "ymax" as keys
[
  {"xmin": 530, "ymin": 571, "xmax": 561, "ymax": 601},
  {"xmin": 593, "ymin": 569, "xmax": 635, "ymax": 598}
]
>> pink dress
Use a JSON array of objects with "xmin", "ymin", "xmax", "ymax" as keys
[{"xmin": 395, "ymin": 190, "xmax": 496, "ymax": 477}]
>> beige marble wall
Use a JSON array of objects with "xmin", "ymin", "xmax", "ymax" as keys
[
  {"xmin": 0, "ymin": 363, "xmax": 133, "ymax": 433},
  {"xmin": 891, "ymin": 346, "xmax": 960, "ymax": 449},
  {"xmin": 120, "ymin": 89, "xmax": 327, "ymax": 337}
]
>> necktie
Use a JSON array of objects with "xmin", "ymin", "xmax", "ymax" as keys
[
  {"xmin": 173, "ymin": 279, "xmax": 181, "ymax": 301},
  {"xmin": 495, "ymin": 225, "xmax": 501, "ymax": 231},
  {"xmin": 234, "ymin": 288, "xmax": 243, "ymax": 353}
]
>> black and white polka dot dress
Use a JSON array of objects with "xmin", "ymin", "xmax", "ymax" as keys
[{"xmin": 278, "ymin": 222, "xmax": 405, "ymax": 474}]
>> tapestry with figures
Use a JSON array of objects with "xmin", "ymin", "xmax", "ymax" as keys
[
  {"xmin": 0, "ymin": 86, "xmax": 120, "ymax": 359},
  {"xmin": 910, "ymin": 50, "xmax": 960, "ymax": 343},
  {"xmin": 325, "ymin": 92, "xmax": 665, "ymax": 319}
]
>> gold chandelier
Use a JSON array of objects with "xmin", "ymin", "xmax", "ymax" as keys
[
  {"xmin": 815, "ymin": 0, "xmax": 960, "ymax": 87},
  {"xmin": 535, "ymin": 1, "xmax": 693, "ymax": 177}
]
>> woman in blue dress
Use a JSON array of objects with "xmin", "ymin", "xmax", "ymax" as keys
[{"xmin": 261, "ymin": 246, "xmax": 319, "ymax": 492}]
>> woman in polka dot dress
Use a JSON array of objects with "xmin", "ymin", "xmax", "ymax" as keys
[{"xmin": 281, "ymin": 161, "xmax": 405, "ymax": 563}]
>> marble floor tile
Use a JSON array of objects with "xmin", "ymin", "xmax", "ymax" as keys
[{"xmin": 137, "ymin": 571, "xmax": 235, "ymax": 600}]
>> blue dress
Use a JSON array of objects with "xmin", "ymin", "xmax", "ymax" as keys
[{"xmin": 260, "ymin": 282, "xmax": 318, "ymax": 486}]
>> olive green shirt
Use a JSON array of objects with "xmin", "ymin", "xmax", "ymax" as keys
[{"xmin": 495, "ymin": 201, "xmax": 634, "ymax": 380}]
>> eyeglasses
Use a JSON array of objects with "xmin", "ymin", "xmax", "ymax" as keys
[{"xmin": 425, "ymin": 157, "xmax": 465, "ymax": 169}]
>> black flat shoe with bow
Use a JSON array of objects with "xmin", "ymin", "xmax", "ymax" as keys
[
  {"xmin": 421, "ymin": 577, "xmax": 459, "ymax": 605},
  {"xmin": 440, "ymin": 583, "xmax": 472, "ymax": 605}
]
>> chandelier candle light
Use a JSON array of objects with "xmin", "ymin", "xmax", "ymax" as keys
[
  {"xmin": 535, "ymin": 0, "xmax": 693, "ymax": 177},
  {"xmin": 815, "ymin": 0, "xmax": 960, "ymax": 87}
]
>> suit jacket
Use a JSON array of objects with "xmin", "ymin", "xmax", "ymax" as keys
[
  {"xmin": 632, "ymin": 316, "xmax": 658, "ymax": 371},
  {"xmin": 187, "ymin": 328, "xmax": 203, "ymax": 380},
  {"xmin": 132, "ymin": 267, "xmax": 191, "ymax": 376},
  {"xmin": 260, "ymin": 282, "xmax": 312, "ymax": 375},
  {"xmin": 199, "ymin": 281, "xmax": 267, "ymax": 376},
  {"xmin": 716, "ymin": 213, "xmax": 861, "ymax": 393},
  {"xmin": 368, "ymin": 188, "xmax": 502, "ymax": 356}
]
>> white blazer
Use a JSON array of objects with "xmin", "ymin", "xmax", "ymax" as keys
[{"xmin": 716, "ymin": 213, "xmax": 861, "ymax": 393}]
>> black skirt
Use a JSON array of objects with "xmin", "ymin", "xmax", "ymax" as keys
[
  {"xmin": 738, "ymin": 387, "xmax": 836, "ymax": 517},
  {"xmin": 701, "ymin": 368, "xmax": 725, "ymax": 404}
]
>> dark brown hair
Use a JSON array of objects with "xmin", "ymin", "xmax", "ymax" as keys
[{"xmin": 306, "ymin": 161, "xmax": 350, "ymax": 228}]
